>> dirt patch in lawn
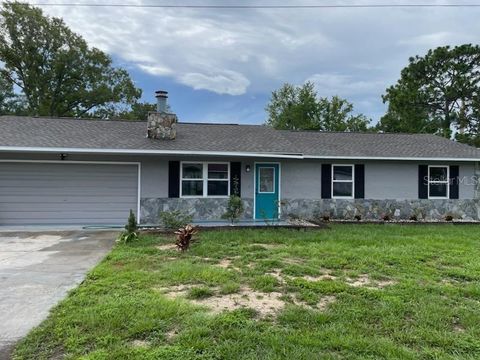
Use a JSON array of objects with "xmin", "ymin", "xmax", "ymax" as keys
[
  {"xmin": 346, "ymin": 274, "xmax": 396, "ymax": 289},
  {"xmin": 155, "ymin": 284, "xmax": 335, "ymax": 317},
  {"xmin": 282, "ymin": 257, "xmax": 306, "ymax": 265},
  {"xmin": 156, "ymin": 243, "xmax": 177, "ymax": 251},
  {"xmin": 265, "ymin": 269, "xmax": 285, "ymax": 283},
  {"xmin": 214, "ymin": 258, "xmax": 242, "ymax": 272},
  {"xmin": 131, "ymin": 340, "xmax": 150, "ymax": 348},
  {"xmin": 251, "ymin": 243, "xmax": 284, "ymax": 249},
  {"xmin": 303, "ymin": 273, "xmax": 338, "ymax": 281}
]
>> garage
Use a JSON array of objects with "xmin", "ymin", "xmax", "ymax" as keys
[{"xmin": 0, "ymin": 161, "xmax": 139, "ymax": 226}]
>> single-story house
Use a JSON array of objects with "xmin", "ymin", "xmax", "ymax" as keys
[{"xmin": 1, "ymin": 91, "xmax": 480, "ymax": 226}]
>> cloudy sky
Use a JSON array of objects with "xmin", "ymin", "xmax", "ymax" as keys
[{"xmin": 36, "ymin": 0, "xmax": 480, "ymax": 125}]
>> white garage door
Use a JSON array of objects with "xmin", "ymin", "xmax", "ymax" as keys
[{"xmin": 0, "ymin": 162, "xmax": 139, "ymax": 226}]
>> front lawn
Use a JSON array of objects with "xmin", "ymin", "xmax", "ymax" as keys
[{"xmin": 14, "ymin": 225, "xmax": 480, "ymax": 359}]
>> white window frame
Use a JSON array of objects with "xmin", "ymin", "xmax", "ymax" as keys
[
  {"xmin": 180, "ymin": 161, "xmax": 230, "ymax": 198},
  {"xmin": 428, "ymin": 165, "xmax": 449, "ymax": 199},
  {"xmin": 258, "ymin": 166, "xmax": 276, "ymax": 194},
  {"xmin": 331, "ymin": 164, "xmax": 355, "ymax": 199}
]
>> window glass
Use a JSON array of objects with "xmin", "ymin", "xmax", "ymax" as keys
[
  {"xmin": 429, "ymin": 183, "xmax": 447, "ymax": 197},
  {"xmin": 181, "ymin": 162, "xmax": 229, "ymax": 197},
  {"xmin": 259, "ymin": 167, "xmax": 275, "ymax": 193},
  {"xmin": 333, "ymin": 182, "xmax": 353, "ymax": 197},
  {"xmin": 182, "ymin": 180, "xmax": 203, "ymax": 196},
  {"xmin": 429, "ymin": 167, "xmax": 448, "ymax": 182},
  {"xmin": 332, "ymin": 165, "xmax": 354, "ymax": 198},
  {"xmin": 333, "ymin": 166, "xmax": 353, "ymax": 181},
  {"xmin": 428, "ymin": 166, "xmax": 449, "ymax": 198},
  {"xmin": 182, "ymin": 163, "xmax": 203, "ymax": 179},
  {"xmin": 208, "ymin": 163, "xmax": 228, "ymax": 179},
  {"xmin": 208, "ymin": 180, "xmax": 229, "ymax": 196}
]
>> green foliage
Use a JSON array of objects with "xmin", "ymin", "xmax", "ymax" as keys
[
  {"xmin": 219, "ymin": 281, "xmax": 241, "ymax": 295},
  {"xmin": 378, "ymin": 44, "xmax": 480, "ymax": 145},
  {"xmin": 159, "ymin": 210, "xmax": 193, "ymax": 230},
  {"xmin": 222, "ymin": 195, "xmax": 244, "ymax": 225},
  {"xmin": 118, "ymin": 210, "xmax": 138, "ymax": 244},
  {"xmin": 125, "ymin": 209, "xmax": 138, "ymax": 233},
  {"xmin": 186, "ymin": 286, "xmax": 214, "ymax": 299},
  {"xmin": 93, "ymin": 101, "xmax": 158, "ymax": 121},
  {"xmin": 265, "ymin": 81, "xmax": 370, "ymax": 131},
  {"xmin": 14, "ymin": 225, "xmax": 480, "ymax": 359},
  {"xmin": 0, "ymin": 2, "xmax": 141, "ymax": 117},
  {"xmin": 251, "ymin": 275, "xmax": 279, "ymax": 292},
  {"xmin": 0, "ymin": 75, "xmax": 24, "ymax": 115}
]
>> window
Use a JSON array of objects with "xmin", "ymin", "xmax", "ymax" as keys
[
  {"xmin": 428, "ymin": 165, "xmax": 449, "ymax": 199},
  {"xmin": 332, "ymin": 165, "xmax": 354, "ymax": 198},
  {"xmin": 258, "ymin": 167, "xmax": 275, "ymax": 193},
  {"xmin": 181, "ymin": 162, "xmax": 229, "ymax": 197}
]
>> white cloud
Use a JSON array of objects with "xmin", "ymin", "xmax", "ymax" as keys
[
  {"xmin": 138, "ymin": 64, "xmax": 173, "ymax": 76},
  {"xmin": 179, "ymin": 70, "xmax": 250, "ymax": 95},
  {"xmin": 307, "ymin": 73, "xmax": 385, "ymax": 99},
  {"xmin": 36, "ymin": 0, "xmax": 480, "ymax": 118},
  {"xmin": 398, "ymin": 31, "xmax": 475, "ymax": 49}
]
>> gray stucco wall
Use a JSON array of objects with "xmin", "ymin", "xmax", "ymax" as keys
[
  {"xmin": 281, "ymin": 160, "xmax": 322, "ymax": 199},
  {"xmin": 0, "ymin": 152, "xmax": 479, "ymax": 223},
  {"xmin": 363, "ymin": 161, "xmax": 475, "ymax": 200}
]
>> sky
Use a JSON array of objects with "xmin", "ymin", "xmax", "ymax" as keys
[{"xmin": 34, "ymin": 0, "xmax": 480, "ymax": 125}]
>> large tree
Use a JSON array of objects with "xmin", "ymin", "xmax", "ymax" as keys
[
  {"xmin": 0, "ymin": 2, "xmax": 141, "ymax": 117},
  {"xmin": 377, "ymin": 44, "xmax": 480, "ymax": 145},
  {"xmin": 93, "ymin": 101, "xmax": 158, "ymax": 120},
  {"xmin": 265, "ymin": 81, "xmax": 370, "ymax": 131}
]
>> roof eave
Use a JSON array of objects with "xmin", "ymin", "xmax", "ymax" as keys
[
  {"xmin": 0, "ymin": 146, "xmax": 304, "ymax": 159},
  {"xmin": 303, "ymin": 155, "xmax": 480, "ymax": 162},
  {"xmin": 0, "ymin": 146, "xmax": 478, "ymax": 162}
]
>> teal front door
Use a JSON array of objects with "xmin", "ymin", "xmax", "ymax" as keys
[{"xmin": 255, "ymin": 163, "xmax": 280, "ymax": 220}]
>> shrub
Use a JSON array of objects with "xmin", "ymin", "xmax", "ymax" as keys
[
  {"xmin": 118, "ymin": 209, "xmax": 138, "ymax": 243},
  {"xmin": 221, "ymin": 195, "xmax": 244, "ymax": 225},
  {"xmin": 159, "ymin": 210, "xmax": 193, "ymax": 230},
  {"xmin": 382, "ymin": 213, "xmax": 391, "ymax": 221},
  {"xmin": 445, "ymin": 214, "xmax": 454, "ymax": 222},
  {"xmin": 174, "ymin": 224, "xmax": 198, "ymax": 251}
]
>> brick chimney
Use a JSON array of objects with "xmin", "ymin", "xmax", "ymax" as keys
[{"xmin": 147, "ymin": 90, "xmax": 177, "ymax": 140}]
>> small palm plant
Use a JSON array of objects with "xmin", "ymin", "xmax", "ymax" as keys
[
  {"xmin": 118, "ymin": 210, "xmax": 138, "ymax": 243},
  {"xmin": 174, "ymin": 224, "xmax": 198, "ymax": 251}
]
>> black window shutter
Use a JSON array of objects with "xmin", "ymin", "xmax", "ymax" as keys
[
  {"xmin": 449, "ymin": 165, "xmax": 459, "ymax": 199},
  {"xmin": 354, "ymin": 164, "xmax": 365, "ymax": 199},
  {"xmin": 321, "ymin": 164, "xmax": 332, "ymax": 199},
  {"xmin": 230, "ymin": 162, "xmax": 242, "ymax": 196},
  {"xmin": 168, "ymin": 161, "xmax": 180, "ymax": 198},
  {"xmin": 418, "ymin": 165, "xmax": 428, "ymax": 199}
]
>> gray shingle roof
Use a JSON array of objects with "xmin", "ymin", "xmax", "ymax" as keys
[{"xmin": 0, "ymin": 115, "xmax": 479, "ymax": 160}]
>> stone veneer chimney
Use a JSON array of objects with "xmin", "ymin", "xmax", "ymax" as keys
[{"xmin": 147, "ymin": 90, "xmax": 177, "ymax": 140}]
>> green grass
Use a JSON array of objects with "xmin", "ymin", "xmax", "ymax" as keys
[{"xmin": 13, "ymin": 225, "xmax": 480, "ymax": 359}]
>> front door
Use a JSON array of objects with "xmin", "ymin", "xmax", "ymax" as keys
[{"xmin": 255, "ymin": 163, "xmax": 280, "ymax": 220}]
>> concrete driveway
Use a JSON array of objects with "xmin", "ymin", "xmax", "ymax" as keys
[{"xmin": 0, "ymin": 230, "xmax": 118, "ymax": 359}]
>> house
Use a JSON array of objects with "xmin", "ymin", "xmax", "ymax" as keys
[{"xmin": 1, "ymin": 91, "xmax": 479, "ymax": 226}]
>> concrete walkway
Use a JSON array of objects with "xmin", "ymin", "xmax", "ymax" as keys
[{"xmin": 0, "ymin": 230, "xmax": 118, "ymax": 359}]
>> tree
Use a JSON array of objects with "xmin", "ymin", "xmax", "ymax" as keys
[
  {"xmin": 0, "ymin": 2, "xmax": 141, "ymax": 118},
  {"xmin": 377, "ymin": 44, "xmax": 480, "ymax": 144},
  {"xmin": 318, "ymin": 96, "xmax": 370, "ymax": 132},
  {"xmin": 265, "ymin": 81, "xmax": 370, "ymax": 131},
  {"xmin": 0, "ymin": 76, "xmax": 25, "ymax": 115},
  {"xmin": 93, "ymin": 102, "xmax": 157, "ymax": 120}
]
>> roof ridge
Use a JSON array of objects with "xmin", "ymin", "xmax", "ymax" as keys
[{"xmin": 0, "ymin": 115, "xmax": 148, "ymax": 123}]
